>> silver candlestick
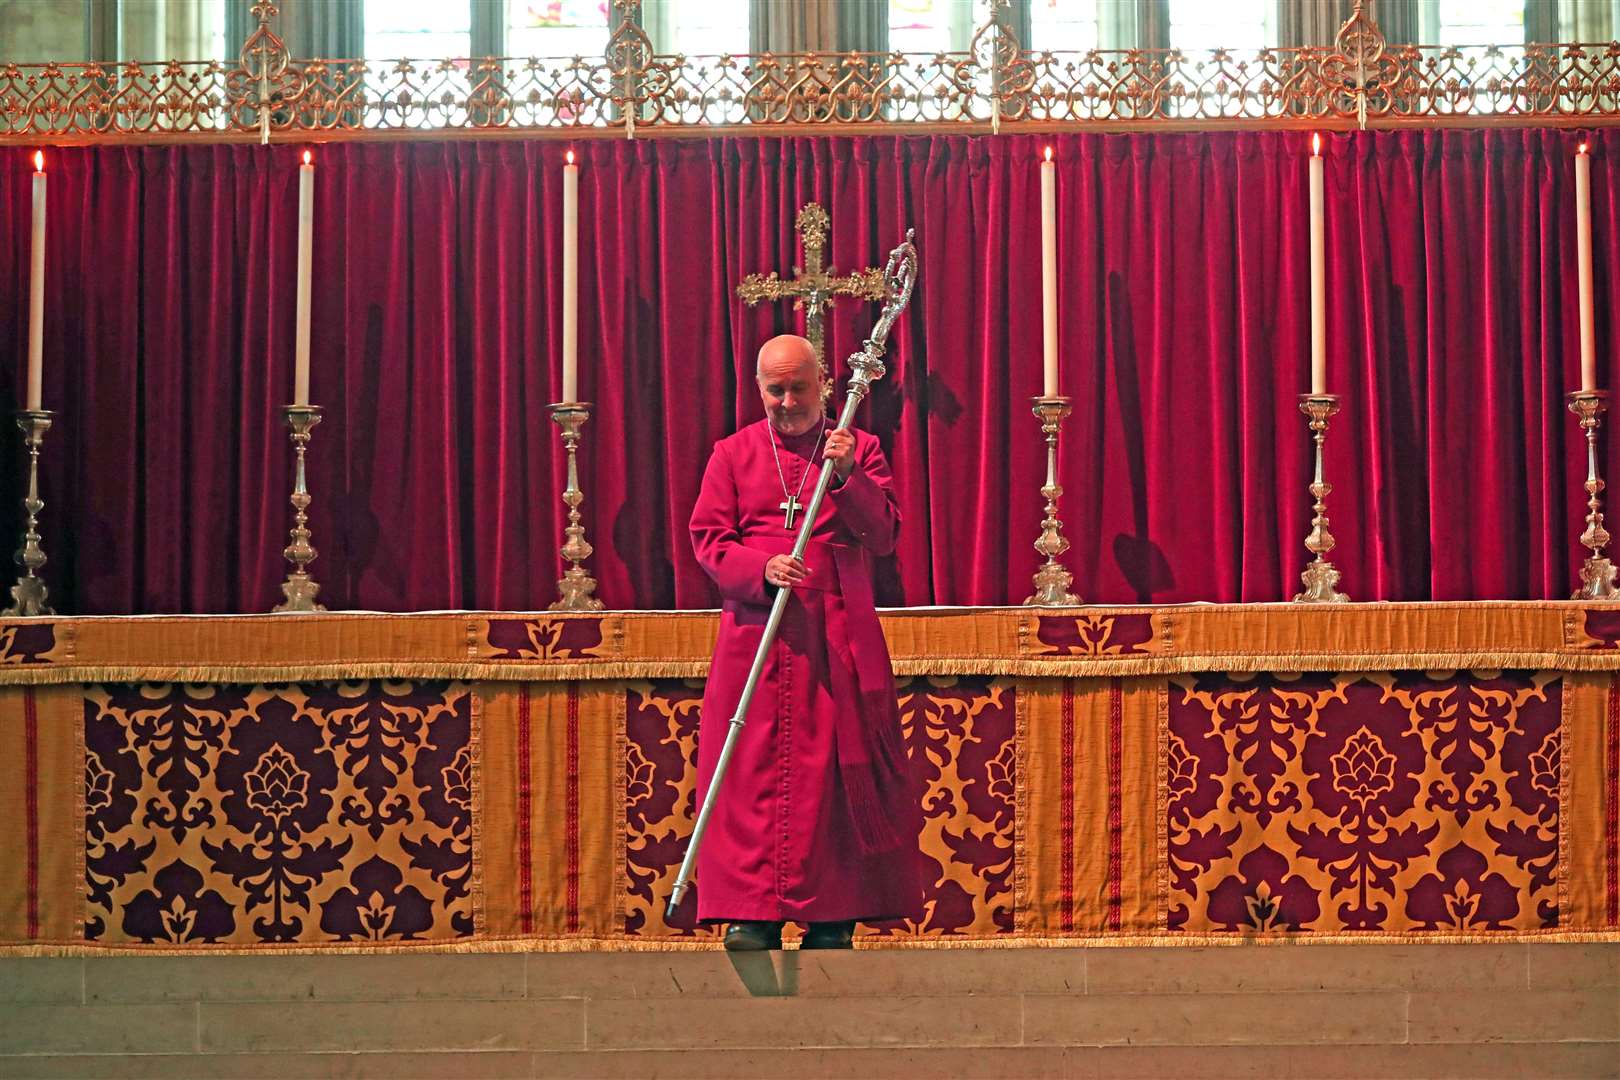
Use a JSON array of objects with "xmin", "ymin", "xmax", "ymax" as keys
[
  {"xmin": 1569, "ymin": 390, "xmax": 1620, "ymax": 600},
  {"xmin": 3, "ymin": 409, "xmax": 54, "ymax": 616},
  {"xmin": 1294, "ymin": 393, "xmax": 1349, "ymax": 603},
  {"xmin": 274, "ymin": 405, "xmax": 326, "ymax": 613},
  {"xmin": 549, "ymin": 402, "xmax": 603, "ymax": 611},
  {"xmin": 1023, "ymin": 395, "xmax": 1081, "ymax": 606}
]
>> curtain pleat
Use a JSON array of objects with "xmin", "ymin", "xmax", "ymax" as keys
[
  {"xmin": 1527, "ymin": 0, "xmax": 1561, "ymax": 43},
  {"xmin": 1375, "ymin": 0, "xmax": 1420, "ymax": 44},
  {"xmin": 749, "ymin": 0, "xmax": 838, "ymax": 53},
  {"xmin": 1559, "ymin": 0, "xmax": 1611, "ymax": 41},
  {"xmin": 837, "ymin": 0, "xmax": 890, "ymax": 53},
  {"xmin": 1277, "ymin": 0, "xmax": 1355, "ymax": 47},
  {"xmin": 1096, "ymin": 0, "xmax": 1172, "ymax": 50},
  {"xmin": 287, "ymin": 0, "xmax": 364, "ymax": 59},
  {"xmin": 746, "ymin": 0, "xmax": 885, "ymax": 54}
]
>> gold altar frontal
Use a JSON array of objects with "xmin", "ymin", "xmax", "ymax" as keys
[{"xmin": 1, "ymin": 603, "xmax": 1617, "ymax": 954}]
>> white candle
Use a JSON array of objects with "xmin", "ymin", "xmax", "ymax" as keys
[
  {"xmin": 1578, "ymin": 142, "xmax": 1597, "ymax": 392},
  {"xmin": 27, "ymin": 151, "xmax": 46, "ymax": 412},
  {"xmin": 294, "ymin": 149, "xmax": 314, "ymax": 407},
  {"xmin": 1041, "ymin": 146, "xmax": 1057, "ymax": 397},
  {"xmin": 1309, "ymin": 134, "xmax": 1327, "ymax": 396},
  {"xmin": 562, "ymin": 149, "xmax": 579, "ymax": 404}
]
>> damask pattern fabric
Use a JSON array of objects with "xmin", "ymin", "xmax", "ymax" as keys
[
  {"xmin": 81, "ymin": 681, "xmax": 474, "ymax": 946},
  {"xmin": 1167, "ymin": 671, "xmax": 1562, "ymax": 934},
  {"xmin": 0, "ymin": 607, "xmax": 1617, "ymax": 951}
]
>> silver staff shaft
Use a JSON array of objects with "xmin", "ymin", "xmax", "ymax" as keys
[{"xmin": 666, "ymin": 230, "xmax": 917, "ymax": 920}]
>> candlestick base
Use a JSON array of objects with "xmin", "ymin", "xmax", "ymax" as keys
[
  {"xmin": 1296, "ymin": 556, "xmax": 1347, "ymax": 604},
  {"xmin": 1575, "ymin": 556, "xmax": 1620, "ymax": 601},
  {"xmin": 549, "ymin": 402, "xmax": 604, "ymax": 612},
  {"xmin": 1568, "ymin": 391, "xmax": 1620, "ymax": 601},
  {"xmin": 554, "ymin": 565, "xmax": 603, "ymax": 611},
  {"xmin": 1293, "ymin": 394, "xmax": 1349, "ymax": 604},
  {"xmin": 277, "ymin": 572, "xmax": 324, "ymax": 612},
  {"xmin": 273, "ymin": 405, "xmax": 327, "ymax": 614},
  {"xmin": 3, "ymin": 410, "xmax": 54, "ymax": 617},
  {"xmin": 6, "ymin": 575, "xmax": 49, "ymax": 618},
  {"xmin": 1023, "ymin": 396, "xmax": 1082, "ymax": 607},
  {"xmin": 1027, "ymin": 559, "xmax": 1080, "ymax": 607}
]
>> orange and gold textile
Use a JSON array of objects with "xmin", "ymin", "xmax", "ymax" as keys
[{"xmin": 0, "ymin": 604, "xmax": 1617, "ymax": 953}]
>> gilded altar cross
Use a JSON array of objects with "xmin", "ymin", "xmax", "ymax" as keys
[{"xmin": 736, "ymin": 203, "xmax": 888, "ymax": 365}]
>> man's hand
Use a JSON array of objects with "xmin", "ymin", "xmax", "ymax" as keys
[
  {"xmin": 765, "ymin": 554, "xmax": 809, "ymax": 589},
  {"xmin": 823, "ymin": 428, "xmax": 856, "ymax": 480}
]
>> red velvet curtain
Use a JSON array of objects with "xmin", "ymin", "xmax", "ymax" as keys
[{"xmin": 0, "ymin": 129, "xmax": 1612, "ymax": 613}]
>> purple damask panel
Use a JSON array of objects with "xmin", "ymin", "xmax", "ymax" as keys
[
  {"xmin": 873, "ymin": 676, "xmax": 1016, "ymax": 937},
  {"xmin": 1167, "ymin": 670, "xmax": 1560, "ymax": 935},
  {"xmin": 122, "ymin": 859, "xmax": 236, "ymax": 943},
  {"xmin": 320, "ymin": 855, "xmax": 437, "ymax": 941},
  {"xmin": 84, "ymin": 680, "xmax": 474, "ymax": 946},
  {"xmin": 1034, "ymin": 613, "xmax": 1155, "ymax": 656},
  {"xmin": 0, "ymin": 622, "xmax": 58, "ymax": 664},
  {"xmin": 485, "ymin": 617, "xmax": 605, "ymax": 659},
  {"xmin": 1579, "ymin": 607, "xmax": 1620, "ymax": 648},
  {"xmin": 623, "ymin": 679, "xmax": 705, "ymax": 935}
]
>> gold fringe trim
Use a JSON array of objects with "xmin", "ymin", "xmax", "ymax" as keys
[
  {"xmin": 7, "ymin": 652, "xmax": 1620, "ymax": 686},
  {"xmin": 843, "ymin": 929, "xmax": 1620, "ymax": 948},
  {"xmin": 898, "ymin": 651, "xmax": 1620, "ymax": 677},
  {"xmin": 4, "ymin": 928, "xmax": 1617, "ymax": 956},
  {"xmin": 0, "ymin": 661, "xmax": 713, "ymax": 687}
]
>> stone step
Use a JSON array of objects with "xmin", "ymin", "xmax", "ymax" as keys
[
  {"xmin": 3, "ymin": 942, "xmax": 1616, "ymax": 1006},
  {"xmin": 0, "ymin": 944, "xmax": 1614, "ymax": 1076}
]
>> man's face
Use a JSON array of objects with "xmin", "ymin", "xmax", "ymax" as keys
[{"xmin": 757, "ymin": 350, "xmax": 823, "ymax": 436}]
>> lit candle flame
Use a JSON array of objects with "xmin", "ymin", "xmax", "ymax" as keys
[
  {"xmin": 566, "ymin": 149, "xmax": 575, "ymax": 165},
  {"xmin": 303, "ymin": 149, "xmax": 312, "ymax": 166},
  {"xmin": 1580, "ymin": 142, "xmax": 1589, "ymax": 155},
  {"xmin": 1044, "ymin": 146, "xmax": 1052, "ymax": 162},
  {"xmin": 1312, "ymin": 133, "xmax": 1321, "ymax": 156},
  {"xmin": 33, "ymin": 150, "xmax": 43, "ymax": 172}
]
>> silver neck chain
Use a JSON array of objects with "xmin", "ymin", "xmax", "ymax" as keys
[{"xmin": 767, "ymin": 418, "xmax": 826, "ymax": 514}]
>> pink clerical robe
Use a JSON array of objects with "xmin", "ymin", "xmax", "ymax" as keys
[{"xmin": 688, "ymin": 416, "xmax": 924, "ymax": 923}]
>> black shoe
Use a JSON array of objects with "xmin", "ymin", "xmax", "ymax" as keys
[
  {"xmin": 723, "ymin": 920, "xmax": 784, "ymax": 951},
  {"xmin": 800, "ymin": 920, "xmax": 856, "ymax": 949}
]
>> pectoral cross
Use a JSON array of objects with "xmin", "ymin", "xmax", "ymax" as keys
[
  {"xmin": 736, "ymin": 202, "xmax": 888, "ymax": 365},
  {"xmin": 779, "ymin": 495, "xmax": 801, "ymax": 530}
]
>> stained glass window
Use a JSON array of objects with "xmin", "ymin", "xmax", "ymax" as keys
[{"xmin": 506, "ymin": 0, "xmax": 612, "ymax": 58}]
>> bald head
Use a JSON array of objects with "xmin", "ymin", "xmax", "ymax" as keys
[
  {"xmin": 756, "ymin": 334, "xmax": 817, "ymax": 381},
  {"xmin": 756, "ymin": 334, "xmax": 824, "ymax": 436}
]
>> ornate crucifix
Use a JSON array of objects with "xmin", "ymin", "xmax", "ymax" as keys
[{"xmin": 736, "ymin": 203, "xmax": 888, "ymax": 366}]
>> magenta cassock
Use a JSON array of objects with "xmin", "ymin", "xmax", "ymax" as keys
[{"xmin": 687, "ymin": 416, "xmax": 925, "ymax": 923}]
